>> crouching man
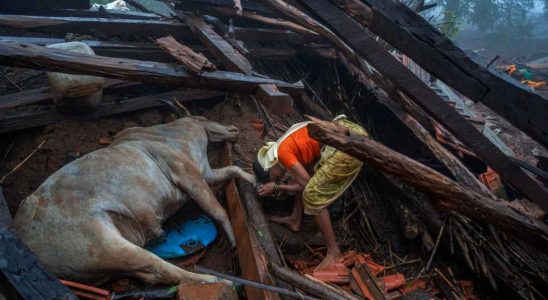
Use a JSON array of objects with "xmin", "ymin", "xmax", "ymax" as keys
[{"xmin": 253, "ymin": 115, "xmax": 368, "ymax": 270}]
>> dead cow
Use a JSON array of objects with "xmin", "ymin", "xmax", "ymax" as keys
[{"xmin": 13, "ymin": 116, "xmax": 256, "ymax": 285}]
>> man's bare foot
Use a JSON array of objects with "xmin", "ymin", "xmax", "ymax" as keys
[
  {"xmin": 269, "ymin": 215, "xmax": 301, "ymax": 232},
  {"xmin": 315, "ymin": 252, "xmax": 343, "ymax": 271}
]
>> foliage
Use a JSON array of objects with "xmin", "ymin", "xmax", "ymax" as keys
[{"xmin": 439, "ymin": 0, "xmax": 547, "ymax": 38}]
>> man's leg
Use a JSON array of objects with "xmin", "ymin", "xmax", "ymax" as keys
[
  {"xmin": 314, "ymin": 208, "xmax": 342, "ymax": 269},
  {"xmin": 270, "ymin": 192, "xmax": 303, "ymax": 232}
]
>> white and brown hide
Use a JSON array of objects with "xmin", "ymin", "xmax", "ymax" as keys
[{"xmin": 14, "ymin": 116, "xmax": 255, "ymax": 285}]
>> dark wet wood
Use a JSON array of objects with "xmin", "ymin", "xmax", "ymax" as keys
[
  {"xmin": 352, "ymin": 264, "xmax": 387, "ymax": 300},
  {"xmin": 0, "ymin": 225, "xmax": 77, "ymax": 300},
  {"xmin": 0, "ymin": 187, "xmax": 10, "ymax": 227},
  {"xmin": 0, "ymin": 14, "xmax": 192, "ymax": 40},
  {"xmin": 336, "ymin": 0, "xmax": 548, "ymax": 148},
  {"xmin": 307, "ymin": 118, "xmax": 548, "ymax": 249},
  {"xmin": 0, "ymin": 79, "xmax": 135, "ymax": 110},
  {"xmin": 0, "ymin": 36, "xmax": 296, "ymax": 62},
  {"xmin": 0, "ymin": 87, "xmax": 51, "ymax": 110},
  {"xmin": 336, "ymin": 54, "xmax": 495, "ymax": 198},
  {"xmin": 0, "ymin": 89, "xmax": 224, "ymax": 134},
  {"xmin": 0, "ymin": 14, "xmax": 319, "ymax": 44},
  {"xmin": 0, "ymin": 42, "xmax": 303, "ymax": 95},
  {"xmin": 221, "ymin": 145, "xmax": 280, "ymax": 300},
  {"xmin": 0, "ymin": 0, "xmax": 89, "ymax": 11},
  {"xmin": 184, "ymin": 14, "xmax": 294, "ymax": 114},
  {"xmin": 298, "ymin": 0, "xmax": 548, "ymax": 209},
  {"xmin": 176, "ymin": 0, "xmax": 276, "ymax": 17}
]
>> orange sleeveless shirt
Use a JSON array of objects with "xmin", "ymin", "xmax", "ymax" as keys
[{"xmin": 277, "ymin": 126, "xmax": 321, "ymax": 170}]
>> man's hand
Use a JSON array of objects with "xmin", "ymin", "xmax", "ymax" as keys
[{"xmin": 257, "ymin": 182, "xmax": 276, "ymax": 196}]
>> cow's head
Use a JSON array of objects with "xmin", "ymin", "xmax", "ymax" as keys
[{"xmin": 192, "ymin": 116, "xmax": 239, "ymax": 143}]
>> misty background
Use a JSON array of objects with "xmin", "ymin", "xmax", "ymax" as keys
[{"xmin": 422, "ymin": 0, "xmax": 548, "ymax": 62}]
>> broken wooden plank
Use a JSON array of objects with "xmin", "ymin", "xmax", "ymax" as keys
[
  {"xmin": 0, "ymin": 87, "xmax": 51, "ymax": 110},
  {"xmin": 306, "ymin": 118, "xmax": 548, "ymax": 248},
  {"xmin": 183, "ymin": 14, "xmax": 294, "ymax": 114},
  {"xmin": 351, "ymin": 264, "xmax": 387, "ymax": 300},
  {"xmin": 236, "ymin": 180, "xmax": 298, "ymax": 296},
  {"xmin": 156, "ymin": 35, "xmax": 216, "ymax": 73},
  {"xmin": 0, "ymin": 89, "xmax": 224, "ymax": 134},
  {"xmin": 269, "ymin": 263, "xmax": 360, "ymax": 300},
  {"xmin": 0, "ymin": 36, "xmax": 295, "ymax": 62},
  {"xmin": 0, "ymin": 79, "xmax": 135, "ymax": 110},
  {"xmin": 335, "ymin": 0, "xmax": 548, "ymax": 148},
  {"xmin": 0, "ymin": 14, "xmax": 193, "ymax": 40},
  {"xmin": 296, "ymin": 0, "xmax": 548, "ymax": 209},
  {"xmin": 0, "ymin": 225, "xmax": 77, "ymax": 300},
  {"xmin": 221, "ymin": 145, "xmax": 280, "ymax": 300},
  {"xmin": 0, "ymin": 42, "xmax": 303, "ymax": 95}
]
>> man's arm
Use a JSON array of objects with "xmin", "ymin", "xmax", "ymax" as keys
[{"xmin": 258, "ymin": 162, "xmax": 311, "ymax": 196}]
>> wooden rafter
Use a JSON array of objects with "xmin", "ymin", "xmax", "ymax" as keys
[{"xmin": 183, "ymin": 14, "xmax": 294, "ymax": 114}]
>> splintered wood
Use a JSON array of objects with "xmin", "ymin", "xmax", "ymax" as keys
[{"xmin": 156, "ymin": 35, "xmax": 216, "ymax": 73}]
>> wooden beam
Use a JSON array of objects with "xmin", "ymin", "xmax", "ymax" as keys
[
  {"xmin": 0, "ymin": 14, "xmax": 318, "ymax": 44},
  {"xmin": 335, "ymin": 0, "xmax": 548, "ymax": 147},
  {"xmin": 296, "ymin": 0, "xmax": 548, "ymax": 209},
  {"xmin": 335, "ymin": 54, "xmax": 495, "ymax": 198},
  {"xmin": 306, "ymin": 118, "xmax": 548, "ymax": 248},
  {"xmin": 0, "ymin": 36, "xmax": 296, "ymax": 62},
  {"xmin": 0, "ymin": 8, "xmax": 161, "ymax": 20},
  {"xmin": 0, "ymin": 0, "xmax": 89, "ymax": 10},
  {"xmin": 183, "ymin": 14, "xmax": 294, "ymax": 114},
  {"xmin": 0, "ymin": 89, "xmax": 225, "ymax": 133},
  {"xmin": 0, "ymin": 225, "xmax": 77, "ymax": 300},
  {"xmin": 0, "ymin": 42, "xmax": 303, "ymax": 95},
  {"xmin": 183, "ymin": 5, "xmax": 317, "ymax": 36},
  {"xmin": 221, "ymin": 145, "xmax": 280, "ymax": 300},
  {"xmin": 0, "ymin": 14, "xmax": 193, "ymax": 40}
]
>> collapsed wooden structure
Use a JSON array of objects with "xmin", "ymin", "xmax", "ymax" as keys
[{"xmin": 0, "ymin": 0, "xmax": 547, "ymax": 299}]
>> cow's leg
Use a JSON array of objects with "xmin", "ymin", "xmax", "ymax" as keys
[
  {"xmin": 97, "ymin": 224, "xmax": 223, "ymax": 285},
  {"xmin": 169, "ymin": 159, "xmax": 237, "ymax": 247},
  {"xmin": 205, "ymin": 166, "xmax": 256, "ymax": 185}
]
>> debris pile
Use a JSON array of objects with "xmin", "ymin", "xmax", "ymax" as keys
[{"xmin": 0, "ymin": 0, "xmax": 546, "ymax": 300}]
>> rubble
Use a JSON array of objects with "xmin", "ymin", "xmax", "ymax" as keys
[{"xmin": 0, "ymin": 0, "xmax": 547, "ymax": 300}]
